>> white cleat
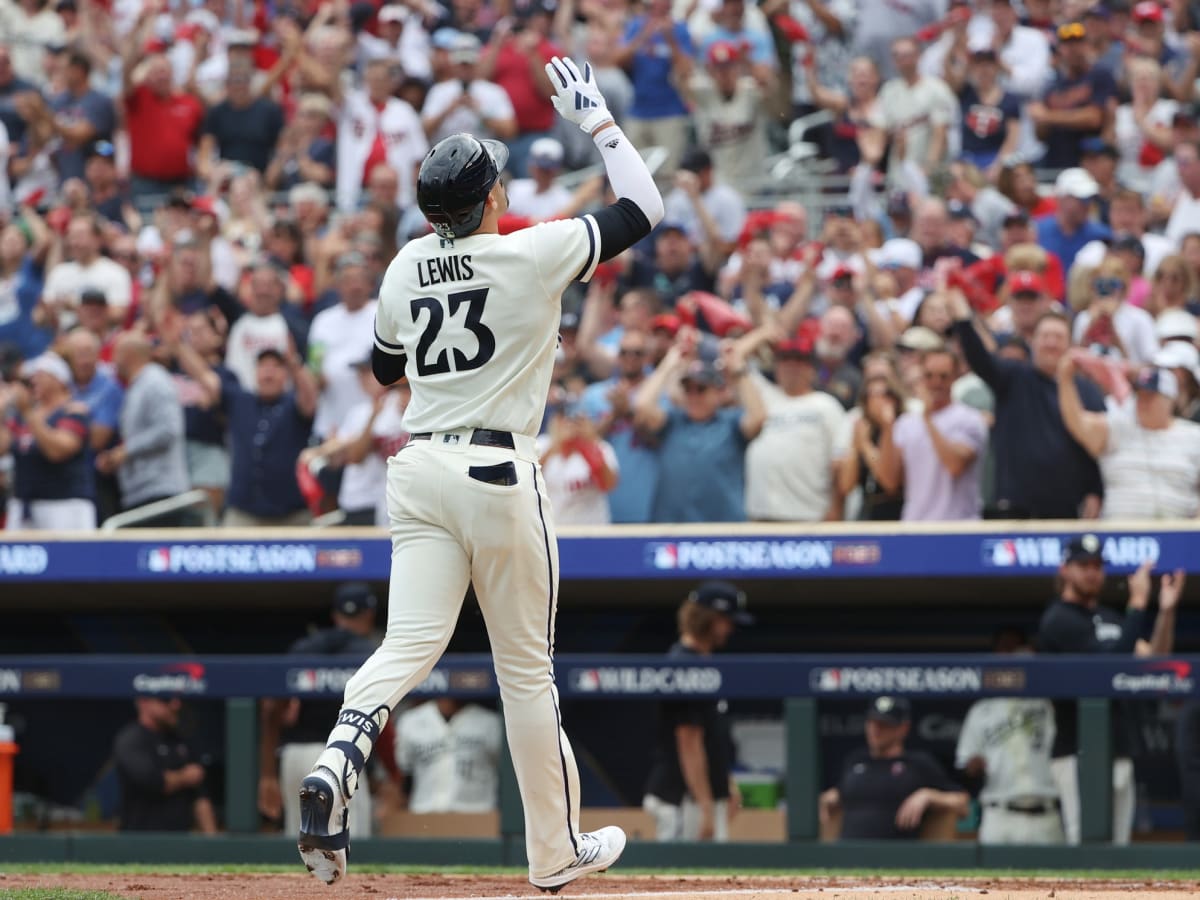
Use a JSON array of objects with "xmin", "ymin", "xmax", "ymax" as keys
[
  {"xmin": 297, "ymin": 767, "xmax": 350, "ymax": 885},
  {"xmin": 529, "ymin": 826, "xmax": 628, "ymax": 893}
]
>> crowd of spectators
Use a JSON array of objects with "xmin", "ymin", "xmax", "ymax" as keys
[{"xmin": 3, "ymin": 0, "xmax": 1200, "ymax": 530}]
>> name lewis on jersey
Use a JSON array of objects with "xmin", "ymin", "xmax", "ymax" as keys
[{"xmin": 418, "ymin": 254, "xmax": 474, "ymax": 288}]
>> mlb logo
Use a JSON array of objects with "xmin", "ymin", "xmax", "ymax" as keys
[
  {"xmin": 647, "ymin": 543, "xmax": 678, "ymax": 569},
  {"xmin": 809, "ymin": 668, "xmax": 841, "ymax": 691},
  {"xmin": 442, "ymin": 434, "xmax": 461, "ymax": 445},
  {"xmin": 146, "ymin": 547, "xmax": 171, "ymax": 572},
  {"xmin": 982, "ymin": 540, "xmax": 1016, "ymax": 567},
  {"xmin": 290, "ymin": 669, "xmax": 317, "ymax": 691},
  {"xmin": 573, "ymin": 670, "xmax": 600, "ymax": 692}
]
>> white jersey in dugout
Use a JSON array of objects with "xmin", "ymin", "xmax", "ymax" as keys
[{"xmin": 374, "ymin": 216, "xmax": 601, "ymax": 437}]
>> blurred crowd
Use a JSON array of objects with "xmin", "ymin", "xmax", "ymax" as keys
[{"xmin": 3, "ymin": 0, "xmax": 1200, "ymax": 529}]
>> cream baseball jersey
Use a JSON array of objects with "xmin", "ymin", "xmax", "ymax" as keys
[{"xmin": 373, "ymin": 217, "xmax": 600, "ymax": 437}]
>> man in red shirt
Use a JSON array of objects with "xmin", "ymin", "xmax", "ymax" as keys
[
  {"xmin": 478, "ymin": 2, "xmax": 560, "ymax": 176},
  {"xmin": 122, "ymin": 7, "xmax": 205, "ymax": 203}
]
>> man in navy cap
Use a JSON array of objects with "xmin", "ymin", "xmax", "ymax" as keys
[
  {"xmin": 1035, "ymin": 534, "xmax": 1185, "ymax": 845},
  {"xmin": 820, "ymin": 696, "xmax": 967, "ymax": 840},
  {"xmin": 643, "ymin": 581, "xmax": 752, "ymax": 841}
]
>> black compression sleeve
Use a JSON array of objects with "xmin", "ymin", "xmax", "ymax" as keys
[
  {"xmin": 592, "ymin": 197, "xmax": 653, "ymax": 263},
  {"xmin": 372, "ymin": 345, "xmax": 408, "ymax": 386}
]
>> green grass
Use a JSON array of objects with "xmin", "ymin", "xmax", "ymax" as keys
[
  {"xmin": 0, "ymin": 864, "xmax": 1198, "ymax": 879},
  {"xmin": 0, "ymin": 891, "xmax": 128, "ymax": 900}
]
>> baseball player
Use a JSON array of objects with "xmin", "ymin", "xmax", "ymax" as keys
[
  {"xmin": 394, "ymin": 698, "xmax": 503, "ymax": 813},
  {"xmin": 298, "ymin": 56, "xmax": 664, "ymax": 889},
  {"xmin": 954, "ymin": 632, "xmax": 1063, "ymax": 845}
]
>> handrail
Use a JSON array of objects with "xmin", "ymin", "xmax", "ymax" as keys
[{"xmin": 99, "ymin": 490, "xmax": 215, "ymax": 531}]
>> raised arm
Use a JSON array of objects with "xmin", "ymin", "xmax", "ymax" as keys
[
  {"xmin": 634, "ymin": 342, "xmax": 686, "ymax": 433},
  {"xmin": 1056, "ymin": 352, "xmax": 1109, "ymax": 460},
  {"xmin": 545, "ymin": 57, "xmax": 664, "ymax": 261}
]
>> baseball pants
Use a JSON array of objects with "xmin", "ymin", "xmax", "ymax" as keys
[
  {"xmin": 1051, "ymin": 755, "xmax": 1135, "ymax": 845},
  {"xmin": 977, "ymin": 805, "xmax": 1065, "ymax": 845},
  {"xmin": 281, "ymin": 742, "xmax": 373, "ymax": 837},
  {"xmin": 643, "ymin": 794, "xmax": 730, "ymax": 841},
  {"xmin": 316, "ymin": 430, "xmax": 582, "ymax": 880}
]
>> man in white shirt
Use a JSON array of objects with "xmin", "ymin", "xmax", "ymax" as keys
[
  {"xmin": 743, "ymin": 330, "xmax": 846, "ymax": 521},
  {"xmin": 358, "ymin": 4, "xmax": 432, "ymax": 83},
  {"xmin": 336, "ymin": 58, "xmax": 428, "ymax": 213},
  {"xmin": 875, "ymin": 37, "xmax": 957, "ymax": 187},
  {"xmin": 663, "ymin": 146, "xmax": 747, "ymax": 255},
  {"xmin": 43, "ymin": 214, "xmax": 132, "ymax": 327},
  {"xmin": 968, "ymin": 0, "xmax": 1051, "ymax": 99},
  {"xmin": 420, "ymin": 34, "xmax": 517, "ymax": 144},
  {"xmin": 506, "ymin": 137, "xmax": 573, "ymax": 220},
  {"xmin": 308, "ymin": 252, "xmax": 379, "ymax": 439},
  {"xmin": 1166, "ymin": 140, "xmax": 1200, "ymax": 245}
]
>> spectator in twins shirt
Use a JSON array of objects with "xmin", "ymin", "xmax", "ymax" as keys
[{"xmin": 538, "ymin": 400, "xmax": 620, "ymax": 526}]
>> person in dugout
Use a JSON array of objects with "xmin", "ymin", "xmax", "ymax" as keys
[
  {"xmin": 820, "ymin": 696, "xmax": 969, "ymax": 840},
  {"xmin": 643, "ymin": 580, "xmax": 752, "ymax": 841}
]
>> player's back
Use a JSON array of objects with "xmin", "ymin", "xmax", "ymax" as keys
[{"xmin": 374, "ymin": 216, "xmax": 599, "ymax": 437}]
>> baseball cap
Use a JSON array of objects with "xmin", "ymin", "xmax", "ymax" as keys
[
  {"xmin": 226, "ymin": 27, "xmax": 260, "ymax": 47},
  {"xmin": 450, "ymin": 32, "xmax": 481, "ymax": 64},
  {"xmin": 431, "ymin": 27, "xmax": 462, "ymax": 50},
  {"xmin": 1133, "ymin": 0, "xmax": 1164, "ymax": 21},
  {"xmin": 333, "ymin": 582, "xmax": 378, "ymax": 617},
  {"xmin": 652, "ymin": 313, "xmax": 681, "ymax": 335},
  {"xmin": 1008, "ymin": 270, "xmax": 1045, "ymax": 295},
  {"xmin": 1064, "ymin": 533, "xmax": 1104, "ymax": 564},
  {"xmin": 679, "ymin": 147, "xmax": 713, "ymax": 174},
  {"xmin": 967, "ymin": 33, "xmax": 996, "ymax": 57},
  {"xmin": 658, "ymin": 220, "xmax": 690, "ymax": 238},
  {"xmin": 1154, "ymin": 341, "xmax": 1200, "ymax": 382},
  {"xmin": 88, "ymin": 139, "xmax": 116, "ymax": 160},
  {"xmin": 688, "ymin": 580, "xmax": 753, "ymax": 624},
  {"xmin": 776, "ymin": 327, "xmax": 816, "ymax": 358},
  {"xmin": 1054, "ymin": 167, "xmax": 1100, "ymax": 200},
  {"xmin": 335, "ymin": 250, "xmax": 369, "ymax": 272},
  {"xmin": 256, "ymin": 347, "xmax": 288, "ymax": 365},
  {"xmin": 707, "ymin": 39, "xmax": 742, "ymax": 65},
  {"xmin": 829, "ymin": 262, "xmax": 855, "ymax": 282},
  {"xmin": 298, "ymin": 93, "xmax": 333, "ymax": 118},
  {"xmin": 79, "ymin": 288, "xmax": 108, "ymax": 306},
  {"xmin": 947, "ymin": 199, "xmax": 977, "ymax": 223},
  {"xmin": 1080, "ymin": 137, "xmax": 1119, "ymax": 158},
  {"xmin": 896, "ymin": 326, "xmax": 944, "ymax": 353},
  {"xmin": 875, "ymin": 238, "xmax": 922, "ymax": 271},
  {"xmin": 1056, "ymin": 20, "xmax": 1087, "ymax": 41},
  {"xmin": 529, "ymin": 137, "xmax": 564, "ymax": 169},
  {"xmin": 378, "ymin": 4, "xmax": 406, "ymax": 23},
  {"xmin": 20, "ymin": 352, "xmax": 72, "ymax": 385},
  {"xmin": 866, "ymin": 696, "xmax": 911, "ymax": 725},
  {"xmin": 191, "ymin": 195, "xmax": 219, "ymax": 218},
  {"xmin": 680, "ymin": 359, "xmax": 723, "ymax": 387},
  {"xmin": 1134, "ymin": 366, "xmax": 1179, "ymax": 399},
  {"xmin": 1155, "ymin": 308, "xmax": 1198, "ymax": 343},
  {"xmin": 1002, "ymin": 210, "xmax": 1030, "ymax": 228}
]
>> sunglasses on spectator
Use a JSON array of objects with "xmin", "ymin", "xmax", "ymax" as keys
[
  {"xmin": 618, "ymin": 347, "xmax": 645, "ymax": 356},
  {"xmin": 831, "ymin": 275, "xmax": 853, "ymax": 288},
  {"xmin": 1093, "ymin": 277, "xmax": 1123, "ymax": 296},
  {"xmin": 682, "ymin": 382, "xmax": 713, "ymax": 394}
]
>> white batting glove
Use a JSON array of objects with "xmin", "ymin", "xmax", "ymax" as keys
[{"xmin": 544, "ymin": 56, "xmax": 613, "ymax": 134}]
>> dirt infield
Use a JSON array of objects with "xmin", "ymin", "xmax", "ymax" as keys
[{"xmin": 2, "ymin": 872, "xmax": 1200, "ymax": 900}]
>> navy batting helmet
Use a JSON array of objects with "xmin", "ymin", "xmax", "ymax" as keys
[{"xmin": 417, "ymin": 134, "xmax": 510, "ymax": 239}]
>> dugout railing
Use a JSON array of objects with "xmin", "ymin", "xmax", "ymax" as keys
[{"xmin": 0, "ymin": 653, "xmax": 1197, "ymax": 869}]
